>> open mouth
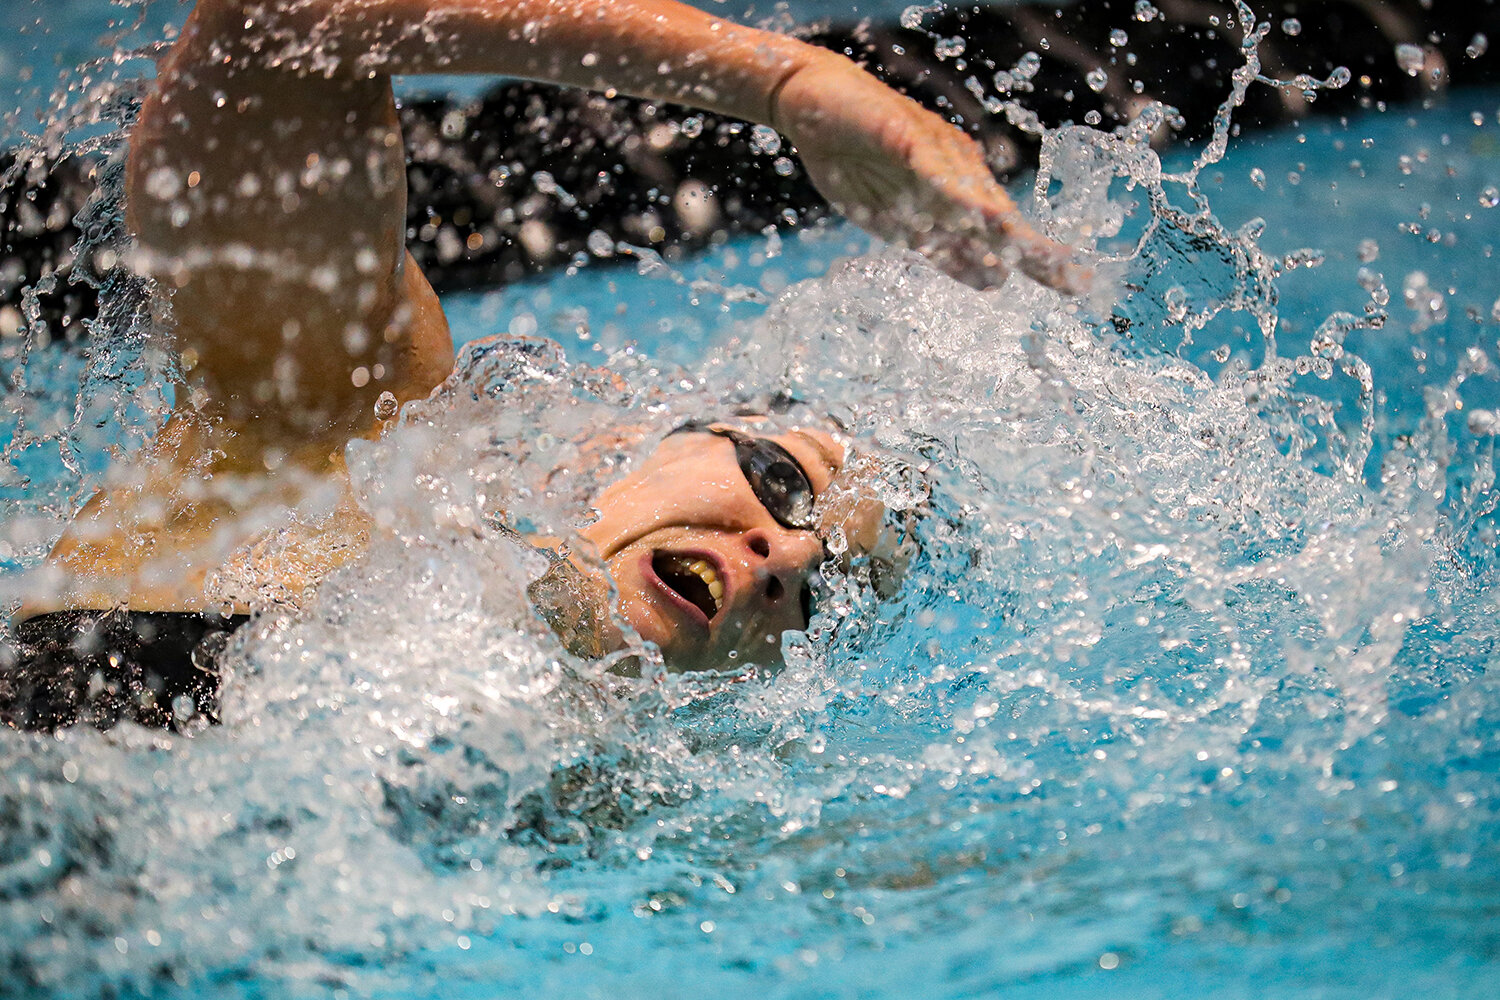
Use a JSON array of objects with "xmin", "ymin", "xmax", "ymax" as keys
[{"xmin": 651, "ymin": 552, "xmax": 724, "ymax": 622}]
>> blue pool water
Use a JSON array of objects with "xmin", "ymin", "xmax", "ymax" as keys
[{"xmin": 2, "ymin": 3, "xmax": 1499, "ymax": 998}]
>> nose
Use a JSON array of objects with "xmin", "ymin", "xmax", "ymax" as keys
[{"xmin": 742, "ymin": 528, "xmax": 823, "ymax": 604}]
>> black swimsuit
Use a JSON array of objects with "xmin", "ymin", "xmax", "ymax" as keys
[{"xmin": 1, "ymin": 610, "xmax": 248, "ymax": 733}]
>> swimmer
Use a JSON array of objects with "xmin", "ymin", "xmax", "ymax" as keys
[{"xmin": 8, "ymin": 0, "xmax": 1083, "ymax": 727}]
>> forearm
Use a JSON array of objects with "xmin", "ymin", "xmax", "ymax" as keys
[{"xmin": 208, "ymin": 0, "xmax": 837, "ymax": 126}]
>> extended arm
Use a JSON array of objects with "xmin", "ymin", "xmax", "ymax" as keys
[
  {"xmin": 127, "ymin": 0, "xmax": 1081, "ymax": 456},
  {"xmin": 232, "ymin": 0, "xmax": 1082, "ymax": 289}
]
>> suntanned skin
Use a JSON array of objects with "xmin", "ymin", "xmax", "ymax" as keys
[{"xmin": 27, "ymin": 0, "xmax": 1082, "ymax": 630}]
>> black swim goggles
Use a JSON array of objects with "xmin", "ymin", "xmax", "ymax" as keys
[{"xmin": 669, "ymin": 421, "xmax": 818, "ymax": 532}]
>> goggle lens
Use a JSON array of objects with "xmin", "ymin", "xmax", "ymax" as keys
[{"xmin": 670, "ymin": 422, "xmax": 818, "ymax": 532}]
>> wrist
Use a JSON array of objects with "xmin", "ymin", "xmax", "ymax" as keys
[{"xmin": 765, "ymin": 46, "xmax": 856, "ymax": 134}]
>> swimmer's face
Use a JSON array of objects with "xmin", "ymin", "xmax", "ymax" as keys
[{"xmin": 579, "ymin": 423, "xmax": 862, "ymax": 671}]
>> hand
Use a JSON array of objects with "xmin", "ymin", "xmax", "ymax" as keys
[{"xmin": 771, "ymin": 52, "xmax": 1087, "ymax": 293}]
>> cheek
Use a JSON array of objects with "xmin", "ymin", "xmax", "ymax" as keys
[
  {"xmin": 609, "ymin": 559, "xmax": 669, "ymax": 648},
  {"xmin": 608, "ymin": 552, "xmax": 698, "ymax": 658}
]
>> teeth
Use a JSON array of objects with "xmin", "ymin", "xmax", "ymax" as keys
[
  {"xmin": 688, "ymin": 559, "xmax": 725, "ymax": 609},
  {"xmin": 661, "ymin": 555, "xmax": 724, "ymax": 615}
]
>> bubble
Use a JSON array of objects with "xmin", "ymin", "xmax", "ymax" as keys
[
  {"xmin": 773, "ymin": 157, "xmax": 796, "ymax": 177},
  {"xmin": 1281, "ymin": 18, "xmax": 1301, "ymax": 36}
]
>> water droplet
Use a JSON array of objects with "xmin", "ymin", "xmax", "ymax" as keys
[
  {"xmin": 144, "ymin": 167, "xmax": 182, "ymax": 201},
  {"xmin": 1085, "ymin": 68, "xmax": 1108, "ymax": 93},
  {"xmin": 1164, "ymin": 286, "xmax": 1188, "ymax": 322},
  {"xmin": 1467, "ymin": 409, "xmax": 1498, "ymax": 435},
  {"xmin": 900, "ymin": 4, "xmax": 938, "ymax": 30},
  {"xmin": 1249, "ymin": 167, "xmax": 1266, "ymax": 190},
  {"xmin": 1357, "ymin": 239, "xmax": 1380, "ymax": 262},
  {"xmin": 374, "ymin": 391, "xmax": 399, "ymax": 420},
  {"xmin": 750, "ymin": 125, "xmax": 782, "ymax": 156},
  {"xmin": 1016, "ymin": 52, "xmax": 1043, "ymax": 79},
  {"xmin": 773, "ymin": 157, "xmax": 796, "ymax": 177},
  {"xmin": 934, "ymin": 36, "xmax": 966, "ymax": 59},
  {"xmin": 1283, "ymin": 248, "xmax": 1325, "ymax": 270},
  {"xmin": 1327, "ymin": 66, "xmax": 1351, "ymax": 88},
  {"xmin": 1084, "ymin": 110, "xmax": 1103, "ymax": 126},
  {"xmin": 1109, "ymin": 29, "xmax": 1129, "ymax": 47},
  {"xmin": 680, "ymin": 116, "xmax": 703, "ymax": 139},
  {"xmin": 1281, "ymin": 18, "xmax": 1301, "ymax": 36},
  {"xmin": 586, "ymin": 229, "xmax": 615, "ymax": 257},
  {"xmin": 1134, "ymin": 0, "xmax": 1160, "ymax": 22},
  {"xmin": 1394, "ymin": 44, "xmax": 1426, "ymax": 77},
  {"xmin": 1466, "ymin": 33, "xmax": 1489, "ymax": 59},
  {"xmin": 1479, "ymin": 186, "xmax": 1500, "ymax": 208},
  {"xmin": 1310, "ymin": 330, "xmax": 1344, "ymax": 360}
]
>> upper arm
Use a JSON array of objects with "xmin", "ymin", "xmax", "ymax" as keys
[{"xmin": 126, "ymin": 0, "xmax": 440, "ymax": 446}]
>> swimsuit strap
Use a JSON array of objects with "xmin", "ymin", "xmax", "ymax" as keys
[{"xmin": 2, "ymin": 610, "xmax": 249, "ymax": 734}]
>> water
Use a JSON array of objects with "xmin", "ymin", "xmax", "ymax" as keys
[{"xmin": 2, "ymin": 2, "xmax": 1499, "ymax": 997}]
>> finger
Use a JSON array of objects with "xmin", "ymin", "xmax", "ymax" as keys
[
  {"xmin": 924, "ymin": 174, "xmax": 1092, "ymax": 295},
  {"xmin": 1013, "ymin": 232, "xmax": 1093, "ymax": 295},
  {"xmin": 911, "ymin": 230, "xmax": 1010, "ymax": 291}
]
